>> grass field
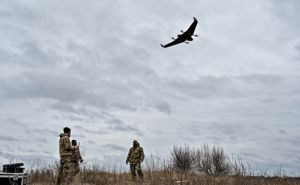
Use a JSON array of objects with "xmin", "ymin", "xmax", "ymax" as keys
[
  {"xmin": 27, "ymin": 145, "xmax": 300, "ymax": 185},
  {"xmin": 28, "ymin": 168, "xmax": 300, "ymax": 185}
]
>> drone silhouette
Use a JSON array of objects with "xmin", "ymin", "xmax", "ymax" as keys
[{"xmin": 161, "ymin": 17, "xmax": 198, "ymax": 48}]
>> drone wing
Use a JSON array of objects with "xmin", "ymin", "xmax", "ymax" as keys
[
  {"xmin": 160, "ymin": 38, "xmax": 185, "ymax": 48},
  {"xmin": 183, "ymin": 17, "xmax": 198, "ymax": 36}
]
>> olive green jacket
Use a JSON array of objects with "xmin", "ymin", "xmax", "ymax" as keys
[
  {"xmin": 126, "ymin": 145, "xmax": 144, "ymax": 164},
  {"xmin": 71, "ymin": 147, "xmax": 83, "ymax": 162},
  {"xmin": 59, "ymin": 133, "xmax": 75, "ymax": 158}
]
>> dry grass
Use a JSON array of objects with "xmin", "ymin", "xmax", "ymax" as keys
[
  {"xmin": 27, "ymin": 145, "xmax": 300, "ymax": 185},
  {"xmin": 28, "ymin": 167, "xmax": 300, "ymax": 185}
]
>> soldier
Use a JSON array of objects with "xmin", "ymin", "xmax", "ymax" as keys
[
  {"xmin": 56, "ymin": 127, "xmax": 77, "ymax": 185},
  {"xmin": 71, "ymin": 140, "xmax": 83, "ymax": 175},
  {"xmin": 126, "ymin": 140, "xmax": 145, "ymax": 182}
]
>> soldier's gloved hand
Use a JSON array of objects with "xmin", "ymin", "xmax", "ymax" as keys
[
  {"xmin": 80, "ymin": 159, "xmax": 83, "ymax": 163},
  {"xmin": 60, "ymin": 159, "xmax": 65, "ymax": 164}
]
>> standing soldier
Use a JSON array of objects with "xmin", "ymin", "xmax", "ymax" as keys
[
  {"xmin": 71, "ymin": 140, "xmax": 83, "ymax": 175},
  {"xmin": 56, "ymin": 127, "xmax": 77, "ymax": 185},
  {"xmin": 126, "ymin": 140, "xmax": 145, "ymax": 182}
]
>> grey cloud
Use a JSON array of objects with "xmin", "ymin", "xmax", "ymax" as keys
[
  {"xmin": 87, "ymin": 140, "xmax": 95, "ymax": 145},
  {"xmin": 286, "ymin": 136, "xmax": 300, "ymax": 148},
  {"xmin": 296, "ymin": 43, "xmax": 300, "ymax": 51},
  {"xmin": 271, "ymin": 0, "xmax": 300, "ymax": 27},
  {"xmin": 167, "ymin": 74, "xmax": 300, "ymax": 100},
  {"xmin": 210, "ymin": 122, "xmax": 242, "ymax": 137},
  {"xmin": 0, "ymin": 73, "xmax": 83, "ymax": 103},
  {"xmin": 74, "ymin": 125, "xmax": 84, "ymax": 130},
  {"xmin": 27, "ymin": 149, "xmax": 38, "ymax": 153},
  {"xmin": 209, "ymin": 122, "xmax": 267, "ymax": 140},
  {"xmin": 49, "ymin": 103, "xmax": 108, "ymax": 119},
  {"xmin": 0, "ymin": 0, "xmax": 175, "ymax": 116},
  {"xmin": 0, "ymin": 0, "xmax": 36, "ymax": 21},
  {"xmin": 0, "ymin": 68, "xmax": 168, "ymax": 116},
  {"xmin": 36, "ymin": 138, "xmax": 48, "ymax": 143},
  {"xmin": 278, "ymin": 129, "xmax": 287, "ymax": 134},
  {"xmin": 241, "ymin": 152, "xmax": 265, "ymax": 161},
  {"xmin": 6, "ymin": 118, "xmax": 29, "ymax": 128},
  {"xmin": 155, "ymin": 101, "xmax": 172, "ymax": 115},
  {"xmin": 31, "ymin": 128, "xmax": 57, "ymax": 137},
  {"xmin": 105, "ymin": 118, "xmax": 144, "ymax": 136},
  {"xmin": 67, "ymin": 115, "xmax": 87, "ymax": 122},
  {"xmin": 109, "ymin": 102, "xmax": 137, "ymax": 112},
  {"xmin": 74, "ymin": 125, "xmax": 110, "ymax": 135},
  {"xmin": 43, "ymin": 150, "xmax": 53, "ymax": 155},
  {"xmin": 0, "ymin": 150, "xmax": 57, "ymax": 167},
  {"xmin": 18, "ymin": 40, "xmax": 58, "ymax": 68},
  {"xmin": 260, "ymin": 97, "xmax": 277, "ymax": 104},
  {"xmin": 72, "ymin": 133, "xmax": 86, "ymax": 139},
  {"xmin": 0, "ymin": 136, "xmax": 18, "ymax": 141},
  {"xmin": 179, "ymin": 136, "xmax": 193, "ymax": 142},
  {"xmin": 206, "ymin": 136, "xmax": 224, "ymax": 142},
  {"xmin": 295, "ymin": 43, "xmax": 300, "ymax": 61},
  {"xmin": 102, "ymin": 144, "xmax": 127, "ymax": 152},
  {"xmin": 167, "ymin": 75, "xmax": 234, "ymax": 98},
  {"xmin": 238, "ymin": 74, "xmax": 283, "ymax": 85}
]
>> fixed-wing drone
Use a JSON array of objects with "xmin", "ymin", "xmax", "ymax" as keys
[{"xmin": 160, "ymin": 17, "xmax": 198, "ymax": 48}]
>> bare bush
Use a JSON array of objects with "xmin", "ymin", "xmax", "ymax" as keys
[
  {"xmin": 173, "ymin": 144, "xmax": 231, "ymax": 175},
  {"xmin": 171, "ymin": 145, "xmax": 193, "ymax": 171},
  {"xmin": 200, "ymin": 144, "xmax": 213, "ymax": 175},
  {"xmin": 210, "ymin": 145, "xmax": 230, "ymax": 175}
]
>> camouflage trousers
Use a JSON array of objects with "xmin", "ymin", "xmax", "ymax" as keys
[
  {"xmin": 56, "ymin": 160, "xmax": 75, "ymax": 185},
  {"xmin": 74, "ymin": 162, "xmax": 80, "ymax": 175},
  {"xmin": 130, "ymin": 163, "xmax": 143, "ymax": 181}
]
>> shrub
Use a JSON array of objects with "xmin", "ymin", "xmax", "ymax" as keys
[
  {"xmin": 171, "ymin": 145, "xmax": 193, "ymax": 171},
  {"xmin": 172, "ymin": 144, "xmax": 231, "ymax": 175}
]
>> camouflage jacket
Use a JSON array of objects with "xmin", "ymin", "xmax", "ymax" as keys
[
  {"xmin": 59, "ymin": 133, "xmax": 75, "ymax": 158},
  {"xmin": 126, "ymin": 145, "xmax": 144, "ymax": 164},
  {"xmin": 71, "ymin": 147, "xmax": 83, "ymax": 163}
]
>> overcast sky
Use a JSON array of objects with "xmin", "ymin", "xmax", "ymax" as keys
[{"xmin": 0, "ymin": 0, "xmax": 300, "ymax": 175}]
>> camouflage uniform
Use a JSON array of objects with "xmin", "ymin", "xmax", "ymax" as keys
[
  {"xmin": 126, "ymin": 140, "xmax": 145, "ymax": 181},
  {"xmin": 71, "ymin": 145, "xmax": 83, "ymax": 175},
  {"xmin": 56, "ymin": 133, "xmax": 76, "ymax": 185}
]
